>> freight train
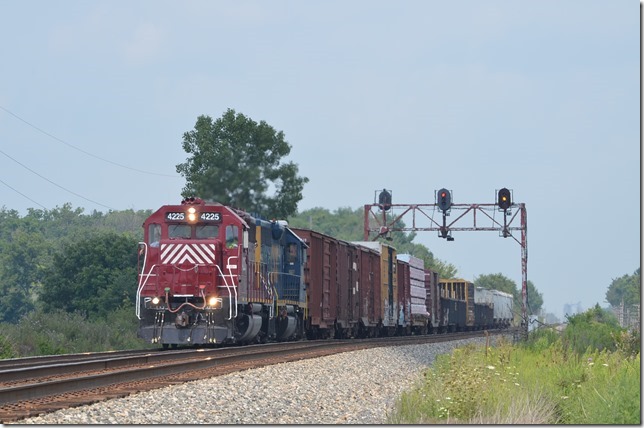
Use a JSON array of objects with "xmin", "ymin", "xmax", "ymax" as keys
[{"xmin": 136, "ymin": 198, "xmax": 513, "ymax": 347}]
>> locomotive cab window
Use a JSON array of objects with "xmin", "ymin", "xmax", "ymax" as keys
[
  {"xmin": 196, "ymin": 225, "xmax": 219, "ymax": 239},
  {"xmin": 148, "ymin": 223, "xmax": 161, "ymax": 247},
  {"xmin": 286, "ymin": 243, "xmax": 298, "ymax": 264},
  {"xmin": 168, "ymin": 224, "xmax": 191, "ymax": 239},
  {"xmin": 226, "ymin": 225, "xmax": 239, "ymax": 248}
]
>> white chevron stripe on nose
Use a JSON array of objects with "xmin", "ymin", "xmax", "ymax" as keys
[{"xmin": 160, "ymin": 243, "xmax": 216, "ymax": 265}]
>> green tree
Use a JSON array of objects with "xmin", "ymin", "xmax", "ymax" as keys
[
  {"xmin": 176, "ymin": 109, "xmax": 309, "ymax": 219},
  {"xmin": 526, "ymin": 280, "xmax": 543, "ymax": 315},
  {"xmin": 0, "ymin": 227, "xmax": 52, "ymax": 323},
  {"xmin": 289, "ymin": 206, "xmax": 364, "ymax": 241},
  {"xmin": 40, "ymin": 232, "xmax": 138, "ymax": 320},
  {"xmin": 474, "ymin": 273, "xmax": 518, "ymax": 296},
  {"xmin": 605, "ymin": 268, "xmax": 640, "ymax": 307}
]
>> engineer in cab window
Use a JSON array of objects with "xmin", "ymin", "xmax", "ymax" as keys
[
  {"xmin": 226, "ymin": 225, "xmax": 239, "ymax": 248},
  {"xmin": 149, "ymin": 224, "xmax": 161, "ymax": 247}
]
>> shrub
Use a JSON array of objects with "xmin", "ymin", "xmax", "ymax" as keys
[
  {"xmin": 0, "ymin": 334, "xmax": 17, "ymax": 359},
  {"xmin": 0, "ymin": 306, "xmax": 152, "ymax": 358},
  {"xmin": 562, "ymin": 304, "xmax": 623, "ymax": 355}
]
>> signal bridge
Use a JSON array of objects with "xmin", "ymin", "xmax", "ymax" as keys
[{"xmin": 365, "ymin": 188, "xmax": 528, "ymax": 338}]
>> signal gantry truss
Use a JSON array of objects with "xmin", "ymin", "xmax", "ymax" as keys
[{"xmin": 363, "ymin": 201, "xmax": 528, "ymax": 337}]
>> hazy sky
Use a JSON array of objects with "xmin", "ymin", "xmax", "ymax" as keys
[{"xmin": 0, "ymin": 1, "xmax": 639, "ymax": 318}]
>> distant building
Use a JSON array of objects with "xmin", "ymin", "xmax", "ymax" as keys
[
  {"xmin": 611, "ymin": 302, "xmax": 640, "ymax": 331},
  {"xmin": 563, "ymin": 302, "xmax": 582, "ymax": 318}
]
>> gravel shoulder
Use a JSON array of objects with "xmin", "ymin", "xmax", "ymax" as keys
[{"xmin": 17, "ymin": 337, "xmax": 500, "ymax": 424}]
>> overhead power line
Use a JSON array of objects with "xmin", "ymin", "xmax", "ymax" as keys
[
  {"xmin": 0, "ymin": 105, "xmax": 180, "ymax": 178},
  {"xmin": 0, "ymin": 148, "xmax": 113, "ymax": 210},
  {"xmin": 0, "ymin": 177, "xmax": 47, "ymax": 209}
]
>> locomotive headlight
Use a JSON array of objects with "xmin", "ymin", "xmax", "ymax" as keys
[
  {"xmin": 208, "ymin": 297, "xmax": 221, "ymax": 308},
  {"xmin": 187, "ymin": 207, "xmax": 197, "ymax": 222},
  {"xmin": 152, "ymin": 296, "xmax": 160, "ymax": 305}
]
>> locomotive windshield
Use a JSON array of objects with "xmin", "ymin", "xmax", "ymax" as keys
[
  {"xmin": 196, "ymin": 225, "xmax": 219, "ymax": 239},
  {"xmin": 166, "ymin": 224, "xmax": 220, "ymax": 239},
  {"xmin": 169, "ymin": 224, "xmax": 191, "ymax": 239}
]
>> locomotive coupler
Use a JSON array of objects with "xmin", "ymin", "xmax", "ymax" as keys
[{"xmin": 175, "ymin": 311, "xmax": 190, "ymax": 327}]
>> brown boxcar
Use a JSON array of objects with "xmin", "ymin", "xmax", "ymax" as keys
[
  {"xmin": 396, "ymin": 258, "xmax": 411, "ymax": 334},
  {"xmin": 424, "ymin": 268, "xmax": 441, "ymax": 332},
  {"xmin": 291, "ymin": 229, "xmax": 388, "ymax": 339},
  {"xmin": 291, "ymin": 228, "xmax": 365, "ymax": 339},
  {"xmin": 352, "ymin": 241, "xmax": 399, "ymax": 335},
  {"xmin": 354, "ymin": 244, "xmax": 381, "ymax": 336},
  {"xmin": 398, "ymin": 254, "xmax": 429, "ymax": 334}
]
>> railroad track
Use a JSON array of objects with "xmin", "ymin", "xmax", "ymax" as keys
[{"xmin": 0, "ymin": 330, "xmax": 506, "ymax": 422}]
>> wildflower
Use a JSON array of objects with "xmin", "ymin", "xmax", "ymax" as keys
[
  {"xmin": 486, "ymin": 365, "xmax": 495, "ymax": 370},
  {"xmin": 561, "ymin": 396, "xmax": 569, "ymax": 400},
  {"xmin": 602, "ymin": 363, "xmax": 608, "ymax": 367},
  {"xmin": 446, "ymin": 397, "xmax": 451, "ymax": 400},
  {"xmin": 514, "ymin": 383, "xmax": 520, "ymax": 386},
  {"xmin": 588, "ymin": 362, "xmax": 594, "ymax": 366}
]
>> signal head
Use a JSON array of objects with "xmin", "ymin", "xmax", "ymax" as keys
[
  {"xmin": 378, "ymin": 189, "xmax": 392, "ymax": 211},
  {"xmin": 437, "ymin": 188, "xmax": 452, "ymax": 213},
  {"xmin": 498, "ymin": 188, "xmax": 512, "ymax": 210}
]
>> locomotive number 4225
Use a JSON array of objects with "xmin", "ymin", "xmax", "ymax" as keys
[
  {"xmin": 199, "ymin": 212, "xmax": 221, "ymax": 222},
  {"xmin": 165, "ymin": 212, "xmax": 221, "ymax": 222}
]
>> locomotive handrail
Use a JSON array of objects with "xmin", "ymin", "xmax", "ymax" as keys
[
  {"xmin": 136, "ymin": 241, "xmax": 148, "ymax": 319},
  {"xmin": 225, "ymin": 255, "xmax": 239, "ymax": 319},
  {"xmin": 215, "ymin": 262, "xmax": 237, "ymax": 320},
  {"xmin": 136, "ymin": 242, "xmax": 154, "ymax": 319},
  {"xmin": 136, "ymin": 263, "xmax": 159, "ymax": 319}
]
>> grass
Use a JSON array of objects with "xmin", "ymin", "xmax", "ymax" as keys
[{"xmin": 388, "ymin": 333, "xmax": 640, "ymax": 424}]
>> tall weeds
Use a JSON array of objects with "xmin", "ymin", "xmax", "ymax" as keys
[
  {"xmin": 0, "ymin": 306, "xmax": 152, "ymax": 357},
  {"xmin": 389, "ymin": 332, "xmax": 640, "ymax": 425}
]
